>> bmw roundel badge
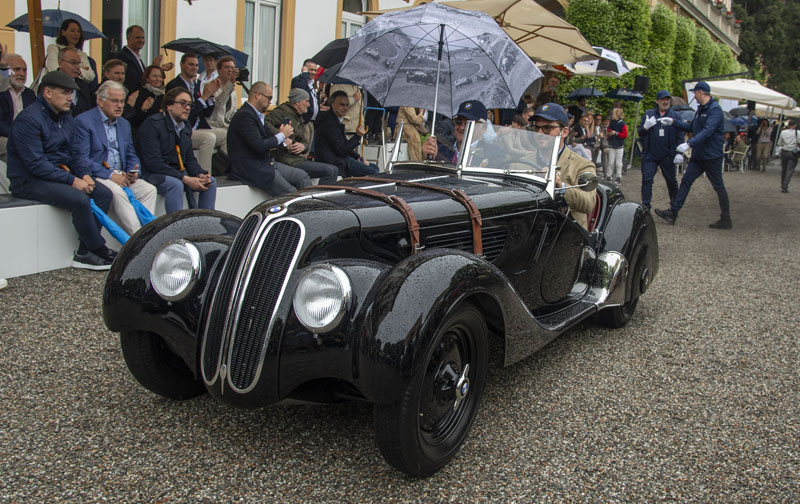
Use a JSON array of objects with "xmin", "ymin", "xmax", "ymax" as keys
[{"xmin": 269, "ymin": 205, "xmax": 282, "ymax": 214}]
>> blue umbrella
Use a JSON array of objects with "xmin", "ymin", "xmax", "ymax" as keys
[
  {"xmin": 6, "ymin": 9, "xmax": 106, "ymax": 40},
  {"xmin": 122, "ymin": 187, "xmax": 156, "ymax": 226},
  {"xmin": 90, "ymin": 200, "xmax": 130, "ymax": 245},
  {"xmin": 220, "ymin": 45, "xmax": 249, "ymax": 69},
  {"xmin": 566, "ymin": 87, "xmax": 605, "ymax": 100},
  {"xmin": 730, "ymin": 116, "xmax": 749, "ymax": 127}
]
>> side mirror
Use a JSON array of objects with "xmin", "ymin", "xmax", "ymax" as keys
[{"xmin": 577, "ymin": 172, "xmax": 598, "ymax": 192}]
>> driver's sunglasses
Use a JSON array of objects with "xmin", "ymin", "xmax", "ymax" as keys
[{"xmin": 531, "ymin": 124, "xmax": 561, "ymax": 134}]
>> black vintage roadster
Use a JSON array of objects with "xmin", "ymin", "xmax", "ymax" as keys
[{"xmin": 103, "ymin": 123, "xmax": 658, "ymax": 477}]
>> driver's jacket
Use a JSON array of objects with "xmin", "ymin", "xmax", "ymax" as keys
[{"xmin": 557, "ymin": 147, "xmax": 597, "ymax": 230}]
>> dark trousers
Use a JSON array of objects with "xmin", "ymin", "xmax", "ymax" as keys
[
  {"xmin": 780, "ymin": 150, "xmax": 796, "ymax": 190},
  {"xmin": 11, "ymin": 177, "xmax": 112, "ymax": 251},
  {"xmin": 294, "ymin": 160, "xmax": 339, "ymax": 185},
  {"xmin": 670, "ymin": 157, "xmax": 730, "ymax": 218},
  {"xmin": 641, "ymin": 156, "xmax": 678, "ymax": 210},
  {"xmin": 346, "ymin": 157, "xmax": 379, "ymax": 177}
]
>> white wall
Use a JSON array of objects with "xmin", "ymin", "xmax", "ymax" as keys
[
  {"xmin": 292, "ymin": 0, "xmax": 338, "ymax": 75},
  {"xmin": 174, "ymin": 0, "xmax": 238, "ymax": 47}
]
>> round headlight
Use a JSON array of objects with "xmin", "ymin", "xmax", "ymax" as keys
[
  {"xmin": 293, "ymin": 265, "xmax": 351, "ymax": 333},
  {"xmin": 150, "ymin": 240, "xmax": 202, "ymax": 301}
]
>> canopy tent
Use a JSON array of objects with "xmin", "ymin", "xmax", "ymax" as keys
[
  {"xmin": 690, "ymin": 79, "xmax": 797, "ymax": 109},
  {"xmin": 753, "ymin": 103, "xmax": 800, "ymax": 118}
]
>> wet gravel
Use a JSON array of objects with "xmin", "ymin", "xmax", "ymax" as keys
[{"xmin": 1, "ymin": 161, "xmax": 798, "ymax": 502}]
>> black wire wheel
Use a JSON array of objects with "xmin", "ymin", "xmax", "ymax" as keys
[
  {"xmin": 120, "ymin": 331, "xmax": 206, "ymax": 400},
  {"xmin": 374, "ymin": 301, "xmax": 488, "ymax": 477}
]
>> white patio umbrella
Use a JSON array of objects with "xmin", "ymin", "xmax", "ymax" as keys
[{"xmin": 692, "ymin": 79, "xmax": 797, "ymax": 109}]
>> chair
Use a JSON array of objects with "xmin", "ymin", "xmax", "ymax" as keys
[{"xmin": 730, "ymin": 142, "xmax": 749, "ymax": 172}]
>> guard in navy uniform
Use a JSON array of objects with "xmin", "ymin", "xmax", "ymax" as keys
[
  {"xmin": 637, "ymin": 90, "xmax": 683, "ymax": 211},
  {"xmin": 655, "ymin": 81, "xmax": 731, "ymax": 229}
]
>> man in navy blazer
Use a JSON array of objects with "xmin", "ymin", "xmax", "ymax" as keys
[
  {"xmin": 114, "ymin": 25, "xmax": 173, "ymax": 94},
  {"xmin": 137, "ymin": 87, "xmax": 216, "ymax": 213},
  {"xmin": 74, "ymin": 80, "xmax": 157, "ymax": 234},
  {"xmin": 226, "ymin": 81, "xmax": 310, "ymax": 195},
  {"xmin": 0, "ymin": 54, "xmax": 36, "ymax": 165}
]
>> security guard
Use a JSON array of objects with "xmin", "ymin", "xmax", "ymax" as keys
[{"xmin": 637, "ymin": 90, "xmax": 682, "ymax": 211}]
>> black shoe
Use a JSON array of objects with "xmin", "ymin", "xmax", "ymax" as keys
[
  {"xmin": 655, "ymin": 208, "xmax": 677, "ymax": 225},
  {"xmin": 72, "ymin": 250, "xmax": 113, "ymax": 271},
  {"xmin": 709, "ymin": 217, "xmax": 732, "ymax": 229},
  {"xmin": 615, "ymin": 177, "xmax": 622, "ymax": 184},
  {"xmin": 781, "ymin": 188, "xmax": 789, "ymax": 193}
]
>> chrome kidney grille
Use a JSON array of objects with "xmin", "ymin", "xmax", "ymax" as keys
[{"xmin": 201, "ymin": 212, "xmax": 304, "ymax": 393}]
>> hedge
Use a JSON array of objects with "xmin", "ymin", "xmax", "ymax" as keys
[{"xmin": 672, "ymin": 15, "xmax": 696, "ymax": 94}]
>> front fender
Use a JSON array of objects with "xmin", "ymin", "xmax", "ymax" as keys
[{"xmin": 102, "ymin": 210, "xmax": 242, "ymax": 375}]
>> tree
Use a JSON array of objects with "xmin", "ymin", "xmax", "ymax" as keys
[
  {"xmin": 671, "ymin": 16, "xmax": 696, "ymax": 94},
  {"xmin": 643, "ymin": 5, "xmax": 677, "ymax": 107},
  {"xmin": 692, "ymin": 26, "xmax": 714, "ymax": 79}
]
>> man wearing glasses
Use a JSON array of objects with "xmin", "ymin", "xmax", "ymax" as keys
[
  {"xmin": 137, "ymin": 87, "xmax": 217, "ymax": 213},
  {"xmin": 73, "ymin": 80, "xmax": 157, "ymax": 234},
  {"xmin": 56, "ymin": 47, "xmax": 94, "ymax": 117},
  {"xmin": 530, "ymin": 103, "xmax": 597, "ymax": 230},
  {"xmin": 226, "ymin": 81, "xmax": 309, "ymax": 195}
]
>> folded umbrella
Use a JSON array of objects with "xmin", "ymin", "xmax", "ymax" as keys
[
  {"xmin": 122, "ymin": 186, "xmax": 156, "ymax": 226},
  {"xmin": 90, "ymin": 199, "xmax": 130, "ymax": 245},
  {"xmin": 7, "ymin": 9, "xmax": 106, "ymax": 39}
]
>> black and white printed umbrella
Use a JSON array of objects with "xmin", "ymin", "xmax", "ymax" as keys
[{"xmin": 337, "ymin": 2, "xmax": 542, "ymax": 128}]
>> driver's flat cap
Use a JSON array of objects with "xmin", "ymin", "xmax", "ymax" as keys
[{"xmin": 39, "ymin": 71, "xmax": 79, "ymax": 91}]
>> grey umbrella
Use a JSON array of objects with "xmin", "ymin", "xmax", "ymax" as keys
[{"xmin": 337, "ymin": 2, "xmax": 542, "ymax": 134}]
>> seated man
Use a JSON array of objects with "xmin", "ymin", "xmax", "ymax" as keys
[
  {"xmin": 314, "ymin": 90, "xmax": 378, "ymax": 177},
  {"xmin": 265, "ymin": 88, "xmax": 338, "ymax": 185},
  {"xmin": 137, "ymin": 87, "xmax": 216, "ymax": 213},
  {"xmin": 227, "ymin": 81, "xmax": 310, "ymax": 195},
  {"xmin": 530, "ymin": 103, "xmax": 597, "ymax": 230},
  {"xmin": 7, "ymin": 71, "xmax": 115, "ymax": 269},
  {"xmin": 165, "ymin": 53, "xmax": 226, "ymax": 174},
  {"xmin": 422, "ymin": 100, "xmax": 501, "ymax": 164},
  {"xmin": 1, "ymin": 54, "xmax": 35, "ymax": 165},
  {"xmin": 74, "ymin": 80, "xmax": 157, "ymax": 234}
]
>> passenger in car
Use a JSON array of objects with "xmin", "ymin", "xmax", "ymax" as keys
[
  {"xmin": 530, "ymin": 103, "xmax": 597, "ymax": 230},
  {"xmin": 421, "ymin": 100, "xmax": 501, "ymax": 164}
]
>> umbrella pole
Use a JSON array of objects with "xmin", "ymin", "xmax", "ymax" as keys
[
  {"xmin": 430, "ymin": 24, "xmax": 445, "ymax": 147},
  {"xmin": 627, "ymin": 100, "xmax": 641, "ymax": 172}
]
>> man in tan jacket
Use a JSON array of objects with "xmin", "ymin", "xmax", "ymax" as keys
[{"xmin": 530, "ymin": 103, "xmax": 596, "ymax": 229}]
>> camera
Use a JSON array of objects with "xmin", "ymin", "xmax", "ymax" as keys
[{"xmin": 236, "ymin": 67, "xmax": 250, "ymax": 83}]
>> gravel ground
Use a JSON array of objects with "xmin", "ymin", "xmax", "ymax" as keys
[{"xmin": 1, "ymin": 161, "xmax": 798, "ymax": 502}]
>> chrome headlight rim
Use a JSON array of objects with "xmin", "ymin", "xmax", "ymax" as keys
[
  {"xmin": 149, "ymin": 239, "xmax": 202, "ymax": 302},
  {"xmin": 293, "ymin": 264, "xmax": 352, "ymax": 334}
]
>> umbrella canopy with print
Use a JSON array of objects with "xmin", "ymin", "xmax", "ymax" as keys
[
  {"xmin": 7, "ymin": 9, "xmax": 106, "ymax": 39},
  {"xmin": 316, "ymin": 62, "xmax": 357, "ymax": 85},
  {"xmin": 338, "ymin": 2, "xmax": 542, "ymax": 120},
  {"xmin": 362, "ymin": 0, "xmax": 598, "ymax": 66}
]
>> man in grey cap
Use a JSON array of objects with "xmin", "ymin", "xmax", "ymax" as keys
[
  {"xmin": 265, "ymin": 87, "xmax": 338, "ymax": 185},
  {"xmin": 655, "ymin": 81, "xmax": 731, "ymax": 229},
  {"xmin": 637, "ymin": 89, "xmax": 682, "ymax": 211},
  {"xmin": 6, "ymin": 71, "xmax": 116, "ymax": 270},
  {"xmin": 226, "ymin": 81, "xmax": 311, "ymax": 195}
]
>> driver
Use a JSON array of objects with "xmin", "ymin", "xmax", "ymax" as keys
[
  {"xmin": 421, "ymin": 100, "xmax": 502, "ymax": 164},
  {"xmin": 530, "ymin": 103, "xmax": 597, "ymax": 230}
]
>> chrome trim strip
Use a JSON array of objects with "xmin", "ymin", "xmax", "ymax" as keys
[
  {"xmin": 200, "ymin": 212, "xmax": 263, "ymax": 387},
  {"xmin": 226, "ymin": 217, "xmax": 306, "ymax": 394}
]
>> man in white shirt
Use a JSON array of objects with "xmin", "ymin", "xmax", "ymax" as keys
[
  {"xmin": 0, "ymin": 54, "xmax": 35, "ymax": 167},
  {"xmin": 777, "ymin": 119, "xmax": 798, "ymax": 193},
  {"xmin": 115, "ymin": 25, "xmax": 173, "ymax": 94}
]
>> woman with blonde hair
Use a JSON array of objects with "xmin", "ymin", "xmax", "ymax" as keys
[{"xmin": 606, "ymin": 107, "xmax": 628, "ymax": 184}]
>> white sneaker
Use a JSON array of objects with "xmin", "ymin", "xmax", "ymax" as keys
[{"xmin": 0, "ymin": 278, "xmax": 7, "ymax": 290}]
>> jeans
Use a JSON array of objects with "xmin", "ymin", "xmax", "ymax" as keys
[
  {"xmin": 11, "ymin": 176, "xmax": 112, "ymax": 251},
  {"xmin": 670, "ymin": 157, "xmax": 729, "ymax": 218},
  {"xmin": 607, "ymin": 147, "xmax": 624, "ymax": 179},
  {"xmin": 641, "ymin": 156, "xmax": 678, "ymax": 210},
  {"xmin": 346, "ymin": 157, "xmax": 379, "ymax": 177},
  {"xmin": 154, "ymin": 175, "xmax": 217, "ymax": 213},
  {"xmin": 294, "ymin": 160, "xmax": 339, "ymax": 185},
  {"xmin": 780, "ymin": 150, "xmax": 796, "ymax": 190}
]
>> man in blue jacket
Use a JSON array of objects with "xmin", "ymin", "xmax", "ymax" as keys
[
  {"xmin": 137, "ymin": 87, "xmax": 216, "ymax": 213},
  {"xmin": 74, "ymin": 80, "xmax": 157, "ymax": 234},
  {"xmin": 655, "ymin": 82, "xmax": 731, "ymax": 229},
  {"xmin": 637, "ymin": 90, "xmax": 682, "ymax": 211},
  {"xmin": 0, "ymin": 54, "xmax": 36, "ymax": 165},
  {"xmin": 7, "ymin": 71, "xmax": 115, "ymax": 270}
]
